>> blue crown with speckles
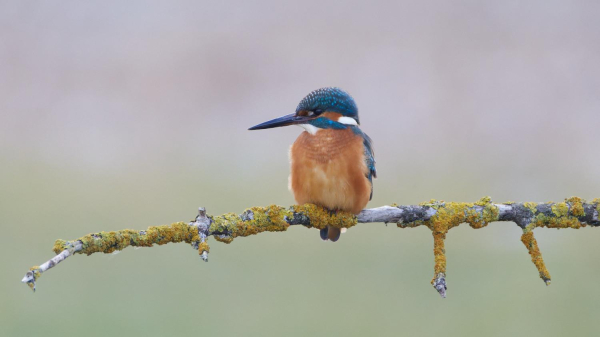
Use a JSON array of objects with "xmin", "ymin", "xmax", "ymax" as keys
[{"xmin": 295, "ymin": 87, "xmax": 359, "ymax": 124}]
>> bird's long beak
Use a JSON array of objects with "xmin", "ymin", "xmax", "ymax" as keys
[{"xmin": 248, "ymin": 113, "xmax": 314, "ymax": 130}]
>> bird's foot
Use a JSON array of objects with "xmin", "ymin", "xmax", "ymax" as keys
[{"xmin": 320, "ymin": 227, "xmax": 329, "ymax": 241}]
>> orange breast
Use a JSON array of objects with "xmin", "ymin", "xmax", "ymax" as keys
[{"xmin": 289, "ymin": 128, "xmax": 371, "ymax": 214}]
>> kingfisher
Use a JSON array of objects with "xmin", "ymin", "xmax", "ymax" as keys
[{"xmin": 249, "ymin": 87, "xmax": 376, "ymax": 242}]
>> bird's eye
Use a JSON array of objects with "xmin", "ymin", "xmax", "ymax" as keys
[{"xmin": 308, "ymin": 109, "xmax": 323, "ymax": 117}]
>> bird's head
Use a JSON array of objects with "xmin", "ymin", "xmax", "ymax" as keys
[{"xmin": 249, "ymin": 87, "xmax": 359, "ymax": 134}]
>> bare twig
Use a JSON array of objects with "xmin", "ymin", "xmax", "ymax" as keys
[
  {"xmin": 21, "ymin": 197, "xmax": 600, "ymax": 297},
  {"xmin": 21, "ymin": 241, "xmax": 82, "ymax": 292}
]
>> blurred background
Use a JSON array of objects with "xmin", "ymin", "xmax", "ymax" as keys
[{"xmin": 1, "ymin": 1, "xmax": 600, "ymax": 336}]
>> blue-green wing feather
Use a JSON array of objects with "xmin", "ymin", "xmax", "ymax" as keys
[
  {"xmin": 363, "ymin": 133, "xmax": 376, "ymax": 200},
  {"xmin": 351, "ymin": 126, "xmax": 376, "ymax": 200}
]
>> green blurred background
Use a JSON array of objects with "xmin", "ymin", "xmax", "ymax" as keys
[{"xmin": 2, "ymin": 1, "xmax": 600, "ymax": 336}]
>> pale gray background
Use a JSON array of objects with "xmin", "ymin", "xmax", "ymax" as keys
[{"xmin": 2, "ymin": 1, "xmax": 600, "ymax": 336}]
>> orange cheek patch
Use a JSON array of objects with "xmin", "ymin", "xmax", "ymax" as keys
[{"xmin": 320, "ymin": 112, "xmax": 343, "ymax": 121}]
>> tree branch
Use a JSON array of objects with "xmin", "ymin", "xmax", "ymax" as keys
[{"xmin": 21, "ymin": 197, "xmax": 600, "ymax": 297}]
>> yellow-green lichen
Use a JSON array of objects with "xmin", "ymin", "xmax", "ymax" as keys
[
  {"xmin": 523, "ymin": 202, "xmax": 538, "ymax": 214},
  {"xmin": 419, "ymin": 199, "xmax": 445, "ymax": 208},
  {"xmin": 566, "ymin": 197, "xmax": 585, "ymax": 217},
  {"xmin": 551, "ymin": 202, "xmax": 569, "ymax": 217},
  {"xmin": 415, "ymin": 199, "xmax": 502, "ymax": 232},
  {"xmin": 424, "ymin": 202, "xmax": 468, "ymax": 280},
  {"xmin": 519, "ymin": 198, "xmax": 592, "ymax": 283},
  {"xmin": 29, "ymin": 266, "xmax": 41, "ymax": 279},
  {"xmin": 532, "ymin": 213, "xmax": 584, "ymax": 229},
  {"xmin": 474, "ymin": 196, "xmax": 492, "ymax": 207},
  {"xmin": 26, "ymin": 266, "xmax": 42, "ymax": 291},
  {"xmin": 468, "ymin": 196, "xmax": 499, "ymax": 228},
  {"xmin": 465, "ymin": 207, "xmax": 484, "ymax": 228},
  {"xmin": 418, "ymin": 198, "xmax": 503, "ymax": 283},
  {"xmin": 523, "ymin": 222, "xmax": 536, "ymax": 233},
  {"xmin": 208, "ymin": 204, "xmax": 357, "ymax": 243},
  {"xmin": 54, "ymin": 222, "xmax": 199, "ymax": 256},
  {"xmin": 52, "ymin": 239, "xmax": 68, "ymax": 254},
  {"xmin": 292, "ymin": 204, "xmax": 357, "ymax": 230},
  {"xmin": 426, "ymin": 202, "xmax": 464, "ymax": 233},
  {"xmin": 593, "ymin": 198, "xmax": 600, "ymax": 215},
  {"xmin": 198, "ymin": 240, "xmax": 210, "ymax": 254},
  {"xmin": 530, "ymin": 200, "xmax": 585, "ymax": 230},
  {"xmin": 482, "ymin": 204, "xmax": 499, "ymax": 225},
  {"xmin": 210, "ymin": 212, "xmax": 248, "ymax": 240},
  {"xmin": 210, "ymin": 205, "xmax": 292, "ymax": 241},
  {"xmin": 521, "ymin": 231, "xmax": 551, "ymax": 284},
  {"xmin": 432, "ymin": 232, "xmax": 446, "ymax": 282}
]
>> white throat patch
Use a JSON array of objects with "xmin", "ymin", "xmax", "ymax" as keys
[
  {"xmin": 297, "ymin": 124, "xmax": 319, "ymax": 135},
  {"xmin": 337, "ymin": 116, "xmax": 358, "ymax": 125}
]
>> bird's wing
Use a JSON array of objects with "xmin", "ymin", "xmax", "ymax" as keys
[
  {"xmin": 362, "ymin": 132, "xmax": 376, "ymax": 200},
  {"xmin": 350, "ymin": 126, "xmax": 377, "ymax": 200}
]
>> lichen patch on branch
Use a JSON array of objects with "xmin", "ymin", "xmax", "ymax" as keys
[
  {"xmin": 210, "ymin": 204, "xmax": 357, "ymax": 243},
  {"xmin": 521, "ymin": 231, "xmax": 551, "ymax": 284},
  {"xmin": 432, "ymin": 232, "xmax": 447, "ymax": 280},
  {"xmin": 291, "ymin": 204, "xmax": 357, "ymax": 230},
  {"xmin": 420, "ymin": 198, "xmax": 500, "ymax": 296},
  {"xmin": 52, "ymin": 222, "xmax": 199, "ymax": 256}
]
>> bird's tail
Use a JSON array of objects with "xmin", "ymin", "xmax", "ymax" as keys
[{"xmin": 320, "ymin": 225, "xmax": 341, "ymax": 242}]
